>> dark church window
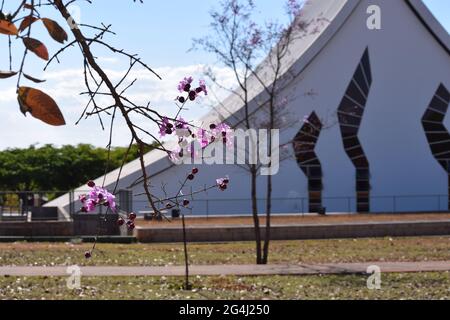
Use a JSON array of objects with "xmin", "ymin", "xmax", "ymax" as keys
[
  {"xmin": 307, "ymin": 166, "xmax": 322, "ymax": 178},
  {"xmin": 422, "ymin": 84, "xmax": 450, "ymax": 209},
  {"xmin": 293, "ymin": 112, "xmax": 323, "ymax": 213},
  {"xmin": 356, "ymin": 180, "xmax": 371, "ymax": 192},
  {"xmin": 422, "ymin": 109, "xmax": 446, "ymax": 122},
  {"xmin": 429, "ymin": 96, "xmax": 448, "ymax": 113},
  {"xmin": 337, "ymin": 47, "xmax": 373, "ymax": 212},
  {"xmin": 431, "ymin": 141, "xmax": 450, "ymax": 155},
  {"xmin": 309, "ymin": 179, "xmax": 323, "ymax": 192},
  {"xmin": 356, "ymin": 168, "xmax": 370, "ymax": 180}
]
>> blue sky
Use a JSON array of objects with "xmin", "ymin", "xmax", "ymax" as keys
[{"xmin": 0, "ymin": 0, "xmax": 449, "ymax": 150}]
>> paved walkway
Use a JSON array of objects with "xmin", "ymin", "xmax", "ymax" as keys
[{"xmin": 0, "ymin": 261, "xmax": 448, "ymax": 277}]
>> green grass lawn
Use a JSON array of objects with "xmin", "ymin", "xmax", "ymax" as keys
[
  {"xmin": 0, "ymin": 272, "xmax": 448, "ymax": 300},
  {"xmin": 0, "ymin": 236, "xmax": 448, "ymax": 266},
  {"xmin": 1, "ymin": 237, "xmax": 448, "ymax": 300}
]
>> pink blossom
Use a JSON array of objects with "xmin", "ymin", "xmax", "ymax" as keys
[
  {"xmin": 213, "ymin": 123, "xmax": 234, "ymax": 148},
  {"xmin": 106, "ymin": 194, "xmax": 116, "ymax": 210},
  {"xmin": 175, "ymin": 117, "xmax": 189, "ymax": 129},
  {"xmin": 177, "ymin": 77, "xmax": 207, "ymax": 101},
  {"xmin": 159, "ymin": 117, "xmax": 171, "ymax": 137},
  {"xmin": 197, "ymin": 128, "xmax": 210, "ymax": 148},
  {"xmin": 216, "ymin": 123, "xmax": 231, "ymax": 133},
  {"xmin": 79, "ymin": 194, "xmax": 87, "ymax": 203},
  {"xmin": 168, "ymin": 146, "xmax": 182, "ymax": 162},
  {"xmin": 198, "ymin": 80, "xmax": 208, "ymax": 96},
  {"xmin": 216, "ymin": 176, "xmax": 230, "ymax": 191},
  {"xmin": 287, "ymin": 0, "xmax": 302, "ymax": 17},
  {"xmin": 177, "ymin": 76, "xmax": 194, "ymax": 93},
  {"xmin": 81, "ymin": 185, "xmax": 116, "ymax": 213},
  {"xmin": 184, "ymin": 144, "xmax": 199, "ymax": 160},
  {"xmin": 85, "ymin": 198, "xmax": 97, "ymax": 212},
  {"xmin": 249, "ymin": 28, "xmax": 262, "ymax": 47}
]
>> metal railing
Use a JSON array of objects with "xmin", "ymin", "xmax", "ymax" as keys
[
  {"xmin": 1, "ymin": 190, "xmax": 448, "ymax": 220},
  {"xmin": 131, "ymin": 194, "xmax": 450, "ymax": 217},
  {"xmin": 0, "ymin": 191, "xmax": 68, "ymax": 221},
  {"xmin": 67, "ymin": 189, "xmax": 133, "ymax": 217}
]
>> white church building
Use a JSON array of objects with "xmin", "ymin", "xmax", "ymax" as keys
[{"xmin": 48, "ymin": 0, "xmax": 450, "ymax": 217}]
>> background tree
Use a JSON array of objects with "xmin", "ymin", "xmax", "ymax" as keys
[
  {"xmin": 0, "ymin": 0, "xmax": 230, "ymax": 217},
  {"xmin": 0, "ymin": 143, "xmax": 154, "ymax": 192},
  {"xmin": 1, "ymin": 0, "xmax": 232, "ymax": 289},
  {"xmin": 193, "ymin": 0, "xmax": 265, "ymax": 264},
  {"xmin": 194, "ymin": 0, "xmax": 327, "ymax": 264}
]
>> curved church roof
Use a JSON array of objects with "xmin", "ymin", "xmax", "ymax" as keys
[
  {"xmin": 407, "ymin": 0, "xmax": 450, "ymax": 54},
  {"xmin": 46, "ymin": 0, "xmax": 450, "ymax": 215}
]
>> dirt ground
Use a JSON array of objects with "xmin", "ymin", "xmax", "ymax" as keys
[{"xmin": 135, "ymin": 212, "xmax": 450, "ymax": 228}]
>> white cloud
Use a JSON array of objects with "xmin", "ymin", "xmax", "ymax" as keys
[
  {"xmin": 0, "ymin": 64, "xmax": 237, "ymax": 150},
  {"xmin": 0, "ymin": 87, "xmax": 16, "ymax": 103}
]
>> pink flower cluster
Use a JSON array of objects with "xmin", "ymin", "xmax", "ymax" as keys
[
  {"xmin": 159, "ymin": 117, "xmax": 190, "ymax": 137},
  {"xmin": 80, "ymin": 181, "xmax": 116, "ymax": 213},
  {"xmin": 216, "ymin": 176, "xmax": 230, "ymax": 191},
  {"xmin": 117, "ymin": 212, "xmax": 137, "ymax": 230},
  {"xmin": 176, "ymin": 76, "xmax": 208, "ymax": 103},
  {"xmin": 191, "ymin": 171, "xmax": 230, "ymax": 192},
  {"xmin": 248, "ymin": 22, "xmax": 262, "ymax": 47},
  {"xmin": 177, "ymin": 76, "xmax": 193, "ymax": 92},
  {"xmin": 199, "ymin": 123, "xmax": 233, "ymax": 148},
  {"xmin": 158, "ymin": 75, "xmax": 234, "ymax": 162},
  {"xmin": 287, "ymin": 0, "xmax": 302, "ymax": 17},
  {"xmin": 167, "ymin": 122, "xmax": 234, "ymax": 162}
]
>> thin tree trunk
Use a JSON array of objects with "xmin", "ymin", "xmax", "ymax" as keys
[
  {"xmin": 263, "ymin": 174, "xmax": 272, "ymax": 264},
  {"xmin": 263, "ymin": 92, "xmax": 276, "ymax": 264},
  {"xmin": 182, "ymin": 214, "xmax": 191, "ymax": 290},
  {"xmin": 244, "ymin": 87, "xmax": 262, "ymax": 265},
  {"xmin": 250, "ymin": 164, "xmax": 262, "ymax": 264}
]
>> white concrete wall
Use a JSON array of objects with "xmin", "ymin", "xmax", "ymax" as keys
[
  {"xmin": 112, "ymin": 0, "xmax": 450, "ymax": 215},
  {"xmin": 280, "ymin": 0, "xmax": 450, "ymax": 212}
]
